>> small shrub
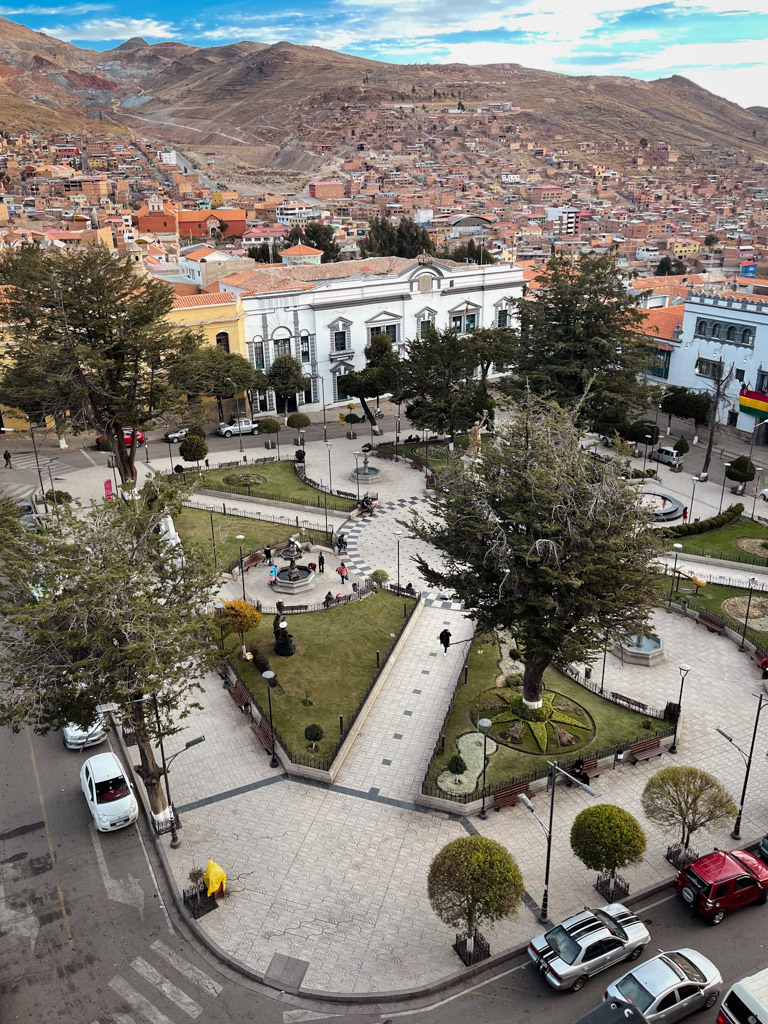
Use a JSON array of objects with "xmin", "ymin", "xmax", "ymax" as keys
[
  {"xmin": 726, "ymin": 456, "xmax": 756, "ymax": 484},
  {"xmin": 305, "ymin": 723, "xmax": 324, "ymax": 750},
  {"xmin": 294, "ymin": 449, "xmax": 306, "ymax": 462},
  {"xmin": 173, "ymin": 464, "xmax": 185, "ymax": 474},
  {"xmin": 286, "ymin": 413, "xmax": 310, "ymax": 430},
  {"xmin": 257, "ymin": 417, "xmax": 281, "ymax": 435},
  {"xmin": 674, "ymin": 435, "xmax": 689, "ymax": 455},
  {"xmin": 508, "ymin": 693, "xmax": 549, "ymax": 721},
  {"xmin": 344, "ymin": 413, "xmax": 361, "ymax": 424},
  {"xmin": 248, "ymin": 644, "xmax": 271, "ymax": 674},
  {"xmin": 641, "ymin": 718, "xmax": 653, "ymax": 730},
  {"xmin": 370, "ymin": 569, "xmax": 389, "ymax": 586},
  {"xmin": 45, "ymin": 489, "xmax": 72, "ymax": 503},
  {"xmin": 179, "ymin": 434, "xmax": 208, "ymax": 463},
  {"xmin": 186, "ymin": 423, "xmax": 206, "ymax": 440},
  {"xmin": 447, "ymin": 754, "xmax": 467, "ymax": 777}
]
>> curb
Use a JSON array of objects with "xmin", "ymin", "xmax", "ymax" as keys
[{"xmin": 115, "ymin": 701, "xmax": 767, "ymax": 1009}]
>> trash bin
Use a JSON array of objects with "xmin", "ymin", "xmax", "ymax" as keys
[
  {"xmin": 681, "ymin": 599, "xmax": 688, "ymax": 612},
  {"xmin": 352, "ymin": 582, "xmax": 359, "ymax": 593}
]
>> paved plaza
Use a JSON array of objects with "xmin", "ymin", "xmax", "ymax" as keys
[{"xmin": 4, "ymin": 425, "xmax": 768, "ymax": 996}]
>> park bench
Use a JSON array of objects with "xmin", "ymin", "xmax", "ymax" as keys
[
  {"xmin": 630, "ymin": 737, "xmax": 665, "ymax": 764},
  {"xmin": 250, "ymin": 716, "xmax": 275, "ymax": 753},
  {"xmin": 558, "ymin": 755, "xmax": 603, "ymax": 784},
  {"xmin": 493, "ymin": 780, "xmax": 534, "ymax": 810},
  {"xmin": 611, "ymin": 692, "xmax": 649, "ymax": 713},
  {"xmin": 697, "ymin": 610, "xmax": 726, "ymax": 634},
  {"xmin": 224, "ymin": 676, "xmax": 251, "ymax": 712}
]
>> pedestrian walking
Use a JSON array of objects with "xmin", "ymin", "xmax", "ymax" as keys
[
  {"xmin": 3, "ymin": 450, "xmax": 11, "ymax": 469},
  {"xmin": 318, "ymin": 552, "xmax": 325, "ymax": 573},
  {"xmin": 335, "ymin": 533, "xmax": 346, "ymax": 554},
  {"xmin": 264, "ymin": 544, "xmax": 272, "ymax": 565},
  {"xmin": 438, "ymin": 628, "xmax": 452, "ymax": 656},
  {"xmin": 682, "ymin": 505, "xmax": 688, "ymax": 524},
  {"xmin": 336, "ymin": 561, "xmax": 348, "ymax": 584},
  {"xmin": 269, "ymin": 564, "xmax": 278, "ymax": 586}
]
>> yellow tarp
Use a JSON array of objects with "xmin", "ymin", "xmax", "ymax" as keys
[{"xmin": 204, "ymin": 860, "xmax": 226, "ymax": 897}]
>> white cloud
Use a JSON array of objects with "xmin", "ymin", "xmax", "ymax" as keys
[
  {"xmin": 39, "ymin": 16, "xmax": 177, "ymax": 40},
  {"xmin": 0, "ymin": 2, "xmax": 108, "ymax": 12}
]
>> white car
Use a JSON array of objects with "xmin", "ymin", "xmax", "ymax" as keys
[
  {"xmin": 162, "ymin": 426, "xmax": 190, "ymax": 444},
  {"xmin": 80, "ymin": 752, "xmax": 138, "ymax": 832},
  {"xmin": 604, "ymin": 948, "xmax": 722, "ymax": 1023},
  {"xmin": 216, "ymin": 418, "xmax": 259, "ymax": 437},
  {"xmin": 759, "ymin": 488, "xmax": 768, "ymax": 502},
  {"xmin": 62, "ymin": 715, "xmax": 108, "ymax": 750}
]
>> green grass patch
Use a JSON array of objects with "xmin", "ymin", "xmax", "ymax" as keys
[
  {"xmin": 176, "ymin": 461, "xmax": 357, "ymax": 512},
  {"xmin": 426, "ymin": 635, "xmax": 673, "ymax": 791},
  {"xmin": 668, "ymin": 517, "xmax": 768, "ymax": 565},
  {"xmin": 176, "ymin": 507, "xmax": 327, "ymax": 570},
  {"xmin": 654, "ymin": 576, "xmax": 768, "ymax": 647},
  {"xmin": 224, "ymin": 590, "xmax": 415, "ymax": 761}
]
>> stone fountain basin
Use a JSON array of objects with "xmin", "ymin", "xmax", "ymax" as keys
[
  {"xmin": 272, "ymin": 565, "xmax": 316, "ymax": 594},
  {"xmin": 611, "ymin": 633, "xmax": 665, "ymax": 666}
]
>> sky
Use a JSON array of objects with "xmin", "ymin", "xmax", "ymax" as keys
[{"xmin": 3, "ymin": 0, "xmax": 767, "ymax": 109}]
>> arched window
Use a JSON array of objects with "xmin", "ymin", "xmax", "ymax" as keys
[
  {"xmin": 711, "ymin": 323, "xmax": 720, "ymax": 339},
  {"xmin": 696, "ymin": 320, "xmax": 707, "ymax": 336},
  {"xmin": 300, "ymin": 331, "xmax": 311, "ymax": 364},
  {"xmin": 726, "ymin": 325, "xmax": 736, "ymax": 341},
  {"xmin": 215, "ymin": 331, "xmax": 230, "ymax": 352},
  {"xmin": 248, "ymin": 337, "xmax": 265, "ymax": 369},
  {"xmin": 272, "ymin": 328, "xmax": 291, "ymax": 358},
  {"xmin": 743, "ymin": 328, "xmax": 754, "ymax": 346}
]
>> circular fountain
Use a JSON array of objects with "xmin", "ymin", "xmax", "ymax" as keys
[
  {"xmin": 640, "ymin": 491, "xmax": 684, "ymax": 522},
  {"xmin": 351, "ymin": 452, "xmax": 382, "ymax": 487},
  {"xmin": 272, "ymin": 537, "xmax": 317, "ymax": 595}
]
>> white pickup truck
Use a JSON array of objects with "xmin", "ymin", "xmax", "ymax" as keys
[{"xmin": 216, "ymin": 418, "xmax": 260, "ymax": 437}]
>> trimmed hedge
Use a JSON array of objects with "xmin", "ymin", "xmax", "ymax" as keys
[{"xmin": 660, "ymin": 503, "xmax": 744, "ymax": 537}]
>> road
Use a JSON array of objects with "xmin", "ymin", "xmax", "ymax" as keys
[
  {"xmin": 2, "ymin": 716, "xmax": 768, "ymax": 1024},
  {"xmin": 0, "ymin": 725, "xmax": 289, "ymax": 1024}
]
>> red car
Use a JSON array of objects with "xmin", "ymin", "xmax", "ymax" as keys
[
  {"xmin": 674, "ymin": 848, "xmax": 768, "ymax": 925},
  {"xmin": 95, "ymin": 428, "xmax": 145, "ymax": 448}
]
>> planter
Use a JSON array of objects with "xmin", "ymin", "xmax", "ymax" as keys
[
  {"xmin": 453, "ymin": 930, "xmax": 490, "ymax": 966},
  {"xmin": 182, "ymin": 883, "xmax": 218, "ymax": 920},
  {"xmin": 666, "ymin": 843, "xmax": 699, "ymax": 870},
  {"xmin": 345, "ymin": 431, "xmax": 357, "ymax": 439}
]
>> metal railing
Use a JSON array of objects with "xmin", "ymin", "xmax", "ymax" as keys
[
  {"xmin": 556, "ymin": 660, "xmax": 667, "ymax": 718},
  {"xmin": 671, "ymin": 543, "xmax": 768, "ymax": 568},
  {"xmin": 183, "ymin": 498, "xmax": 331, "ymax": 541}
]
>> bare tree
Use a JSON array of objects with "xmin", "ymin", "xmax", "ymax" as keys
[{"xmin": 641, "ymin": 766, "xmax": 736, "ymax": 851}]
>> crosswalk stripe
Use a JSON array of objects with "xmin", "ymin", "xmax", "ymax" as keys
[
  {"xmin": 111, "ymin": 1015, "xmax": 139, "ymax": 1024},
  {"xmin": 108, "ymin": 976, "xmax": 175, "ymax": 1024},
  {"xmin": 150, "ymin": 940, "xmax": 223, "ymax": 996},
  {"xmin": 130, "ymin": 957, "xmax": 203, "ymax": 1019}
]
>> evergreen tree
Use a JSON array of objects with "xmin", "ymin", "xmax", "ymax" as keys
[
  {"xmin": 287, "ymin": 221, "xmax": 340, "ymax": 262},
  {"xmin": 504, "ymin": 252, "xmax": 651, "ymax": 426},
  {"xmin": 363, "ymin": 215, "xmax": 434, "ymax": 258},
  {"xmin": 395, "ymin": 326, "xmax": 488, "ymax": 439},
  {"xmin": 0, "ymin": 486, "xmax": 219, "ymax": 819},
  {"xmin": 656, "ymin": 255, "xmax": 687, "ymax": 276},
  {"xmin": 408, "ymin": 395, "xmax": 658, "ymax": 706},
  {"xmin": 0, "ymin": 244, "xmax": 200, "ymax": 485}
]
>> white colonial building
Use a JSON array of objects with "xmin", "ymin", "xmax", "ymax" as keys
[{"xmin": 232, "ymin": 256, "xmax": 524, "ymax": 414}]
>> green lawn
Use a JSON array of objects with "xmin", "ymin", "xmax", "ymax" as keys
[
  {"xmin": 668, "ymin": 517, "xmax": 768, "ymax": 565},
  {"xmin": 225, "ymin": 590, "xmax": 415, "ymax": 762},
  {"xmin": 175, "ymin": 461, "xmax": 357, "ymax": 512},
  {"xmin": 654, "ymin": 576, "xmax": 768, "ymax": 647},
  {"xmin": 426, "ymin": 635, "xmax": 673, "ymax": 792},
  {"xmin": 176, "ymin": 507, "xmax": 328, "ymax": 570}
]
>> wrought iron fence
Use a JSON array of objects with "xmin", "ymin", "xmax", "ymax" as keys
[
  {"xmin": 595, "ymin": 873, "xmax": 630, "ymax": 902},
  {"xmin": 454, "ymin": 931, "xmax": 491, "ymax": 966},
  {"xmin": 671, "ymin": 543, "xmax": 768, "ymax": 569},
  {"xmin": 183, "ymin": 498, "xmax": 330, "ymax": 540},
  {"xmin": 556, "ymin": 660, "xmax": 667, "ymax": 719},
  {"xmin": 666, "ymin": 843, "xmax": 699, "ymax": 870}
]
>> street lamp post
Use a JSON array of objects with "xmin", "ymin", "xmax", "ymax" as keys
[
  {"xmin": 669, "ymin": 663, "xmax": 691, "ymax": 754},
  {"xmin": 353, "ymin": 451, "xmax": 361, "ymax": 501},
  {"xmin": 719, "ymin": 463, "xmax": 732, "ymax": 514},
  {"xmin": 739, "ymin": 577, "xmax": 758, "ymax": 651},
  {"xmin": 151, "ymin": 694, "xmax": 207, "ymax": 849},
  {"xmin": 395, "ymin": 530, "xmax": 403, "ymax": 594},
  {"xmin": 326, "ymin": 441, "xmax": 333, "ymax": 495},
  {"xmin": 752, "ymin": 467, "xmax": 764, "ymax": 520},
  {"xmin": 299, "ymin": 429, "xmax": 305, "ymax": 451},
  {"xmin": 207, "ymin": 504, "xmax": 217, "ymax": 570},
  {"xmin": 262, "ymin": 670, "xmax": 280, "ymax": 768},
  {"xmin": 716, "ymin": 693, "xmax": 767, "ymax": 840},
  {"xmin": 312, "ymin": 374, "xmax": 327, "ymax": 440},
  {"xmin": 478, "ymin": 718, "xmax": 492, "ymax": 819},
  {"xmin": 28, "ymin": 422, "xmax": 49, "ymax": 512},
  {"xmin": 748, "ymin": 419, "xmax": 766, "ymax": 465},
  {"xmin": 642, "ymin": 434, "xmax": 652, "ymax": 475},
  {"xmin": 226, "ymin": 376, "xmax": 244, "ymax": 453},
  {"xmin": 519, "ymin": 763, "xmax": 599, "ymax": 922},
  {"xmin": 668, "ymin": 542, "xmax": 683, "ymax": 606},
  {"xmin": 599, "ymin": 637, "xmax": 608, "ymax": 694},
  {"xmin": 236, "ymin": 534, "xmax": 246, "ymax": 602},
  {"xmin": 689, "ymin": 475, "xmax": 700, "ymax": 521},
  {"xmin": 213, "ymin": 599, "xmax": 224, "ymax": 650}
]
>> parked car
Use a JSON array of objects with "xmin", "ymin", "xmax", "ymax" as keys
[
  {"xmin": 649, "ymin": 446, "xmax": 683, "ymax": 467},
  {"xmin": 528, "ymin": 904, "xmax": 650, "ymax": 991},
  {"xmin": 62, "ymin": 715, "xmax": 108, "ymax": 750},
  {"xmin": 14, "ymin": 498, "xmax": 36, "ymax": 517},
  {"xmin": 759, "ymin": 488, "xmax": 768, "ymax": 502},
  {"xmin": 163, "ymin": 427, "xmax": 189, "ymax": 444},
  {"xmin": 718, "ymin": 966, "xmax": 768, "ymax": 1024},
  {"xmin": 604, "ymin": 949, "xmax": 722, "ymax": 1023},
  {"xmin": 216, "ymin": 418, "xmax": 259, "ymax": 437},
  {"xmin": 574, "ymin": 1000, "xmax": 649, "ymax": 1024},
  {"xmin": 600, "ymin": 435, "xmax": 637, "ymax": 452},
  {"xmin": 95, "ymin": 428, "xmax": 145, "ymax": 448},
  {"xmin": 79, "ymin": 751, "xmax": 138, "ymax": 832},
  {"xmin": 758, "ymin": 834, "xmax": 768, "ymax": 865},
  {"xmin": 673, "ymin": 848, "xmax": 768, "ymax": 925}
]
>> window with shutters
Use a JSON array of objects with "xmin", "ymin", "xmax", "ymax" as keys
[
  {"xmin": 215, "ymin": 331, "xmax": 230, "ymax": 352},
  {"xmin": 274, "ymin": 338, "xmax": 291, "ymax": 358}
]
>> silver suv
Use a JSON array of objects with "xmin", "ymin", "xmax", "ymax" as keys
[
  {"xmin": 528, "ymin": 904, "xmax": 650, "ymax": 991},
  {"xmin": 216, "ymin": 418, "xmax": 259, "ymax": 437}
]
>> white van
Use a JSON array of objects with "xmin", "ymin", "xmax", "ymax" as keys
[
  {"xmin": 719, "ymin": 967, "xmax": 768, "ymax": 1024},
  {"xmin": 650, "ymin": 445, "xmax": 682, "ymax": 466}
]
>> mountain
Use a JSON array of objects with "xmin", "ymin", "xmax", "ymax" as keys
[
  {"xmin": 0, "ymin": 15, "xmax": 766, "ymax": 168},
  {"xmin": 749, "ymin": 106, "xmax": 768, "ymax": 121}
]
